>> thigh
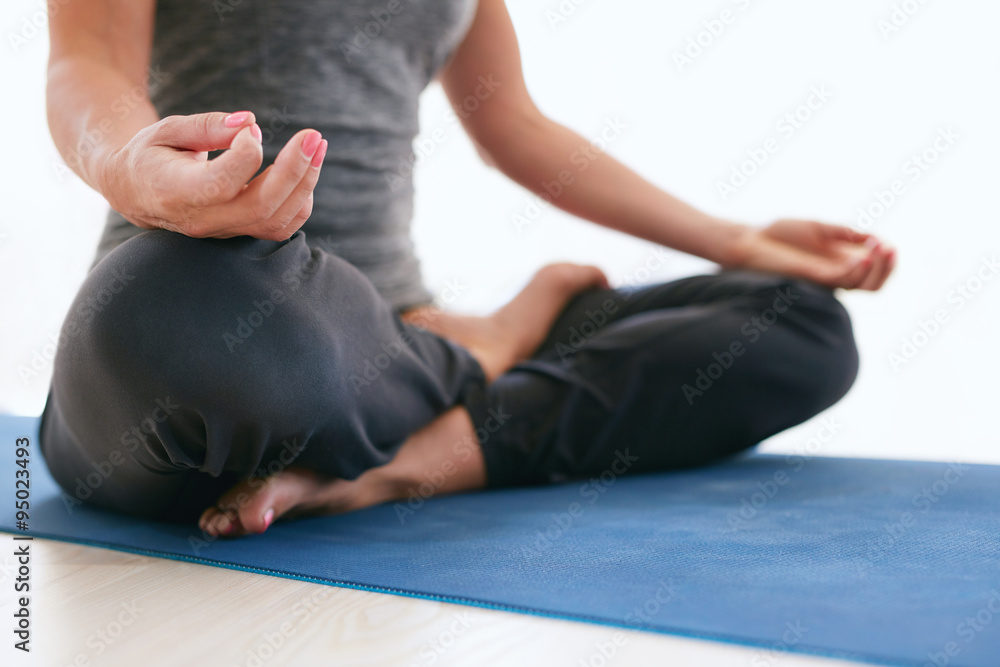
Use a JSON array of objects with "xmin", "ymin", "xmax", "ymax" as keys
[
  {"xmin": 476, "ymin": 270, "xmax": 859, "ymax": 487},
  {"xmin": 532, "ymin": 269, "xmax": 820, "ymax": 358},
  {"xmin": 40, "ymin": 230, "xmax": 487, "ymax": 521}
]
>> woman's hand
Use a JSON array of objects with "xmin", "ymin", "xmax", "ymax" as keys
[
  {"xmin": 98, "ymin": 111, "xmax": 328, "ymax": 241},
  {"xmin": 721, "ymin": 219, "xmax": 897, "ymax": 291}
]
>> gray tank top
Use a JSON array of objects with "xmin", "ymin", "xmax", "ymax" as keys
[{"xmin": 94, "ymin": 0, "xmax": 478, "ymax": 310}]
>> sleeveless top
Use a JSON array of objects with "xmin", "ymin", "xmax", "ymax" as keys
[{"xmin": 93, "ymin": 0, "xmax": 479, "ymax": 310}]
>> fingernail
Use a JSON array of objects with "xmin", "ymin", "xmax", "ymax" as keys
[
  {"xmin": 261, "ymin": 508, "xmax": 275, "ymax": 532},
  {"xmin": 311, "ymin": 139, "xmax": 328, "ymax": 168},
  {"xmin": 301, "ymin": 131, "xmax": 322, "ymax": 157},
  {"xmin": 249, "ymin": 123, "xmax": 262, "ymax": 142},
  {"xmin": 225, "ymin": 111, "xmax": 250, "ymax": 127}
]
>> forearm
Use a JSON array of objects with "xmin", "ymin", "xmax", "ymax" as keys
[
  {"xmin": 488, "ymin": 113, "xmax": 747, "ymax": 265},
  {"xmin": 47, "ymin": 55, "xmax": 159, "ymax": 193}
]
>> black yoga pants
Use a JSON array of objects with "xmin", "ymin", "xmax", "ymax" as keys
[{"xmin": 39, "ymin": 230, "xmax": 859, "ymax": 522}]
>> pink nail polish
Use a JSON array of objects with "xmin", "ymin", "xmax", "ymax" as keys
[
  {"xmin": 301, "ymin": 131, "xmax": 321, "ymax": 157},
  {"xmin": 249, "ymin": 123, "xmax": 262, "ymax": 142},
  {"xmin": 311, "ymin": 139, "xmax": 328, "ymax": 168},
  {"xmin": 225, "ymin": 111, "xmax": 250, "ymax": 127},
  {"xmin": 261, "ymin": 508, "xmax": 275, "ymax": 532}
]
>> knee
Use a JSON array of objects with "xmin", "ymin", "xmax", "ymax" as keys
[
  {"xmin": 64, "ymin": 229, "xmax": 297, "ymax": 370},
  {"xmin": 779, "ymin": 278, "xmax": 860, "ymax": 412},
  {"xmin": 50, "ymin": 231, "xmax": 285, "ymax": 460},
  {"xmin": 48, "ymin": 232, "xmax": 216, "ymax": 468},
  {"xmin": 725, "ymin": 271, "xmax": 858, "ymax": 409},
  {"xmin": 59, "ymin": 231, "xmax": 227, "ymax": 387}
]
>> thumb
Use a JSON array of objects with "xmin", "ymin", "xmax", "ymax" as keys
[
  {"xmin": 151, "ymin": 111, "xmax": 257, "ymax": 152},
  {"xmin": 200, "ymin": 124, "xmax": 265, "ymax": 200},
  {"xmin": 818, "ymin": 222, "xmax": 872, "ymax": 246}
]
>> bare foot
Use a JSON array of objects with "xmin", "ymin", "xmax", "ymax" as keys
[
  {"xmin": 198, "ymin": 407, "xmax": 486, "ymax": 538},
  {"xmin": 198, "ymin": 467, "xmax": 397, "ymax": 538},
  {"xmin": 200, "ymin": 265, "xmax": 608, "ymax": 538},
  {"xmin": 401, "ymin": 263, "xmax": 609, "ymax": 382}
]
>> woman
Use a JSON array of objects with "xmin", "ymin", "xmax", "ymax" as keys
[{"xmin": 41, "ymin": 0, "xmax": 894, "ymax": 537}]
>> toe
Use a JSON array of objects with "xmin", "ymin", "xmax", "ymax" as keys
[
  {"xmin": 199, "ymin": 505, "xmax": 243, "ymax": 538},
  {"xmin": 235, "ymin": 469, "xmax": 322, "ymax": 534},
  {"xmin": 198, "ymin": 468, "xmax": 326, "ymax": 538},
  {"xmin": 232, "ymin": 481, "xmax": 282, "ymax": 534}
]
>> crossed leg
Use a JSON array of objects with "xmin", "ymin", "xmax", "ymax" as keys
[
  {"xmin": 40, "ymin": 230, "xmax": 857, "ymax": 540},
  {"xmin": 198, "ymin": 269, "xmax": 859, "ymax": 538},
  {"xmin": 197, "ymin": 263, "xmax": 611, "ymax": 536}
]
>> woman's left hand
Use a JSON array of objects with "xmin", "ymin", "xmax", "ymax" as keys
[{"xmin": 722, "ymin": 219, "xmax": 897, "ymax": 291}]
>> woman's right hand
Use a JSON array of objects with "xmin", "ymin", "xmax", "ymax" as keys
[{"xmin": 97, "ymin": 111, "xmax": 328, "ymax": 241}]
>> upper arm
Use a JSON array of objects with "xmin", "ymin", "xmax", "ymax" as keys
[
  {"xmin": 438, "ymin": 0, "xmax": 542, "ymax": 150},
  {"xmin": 48, "ymin": 0, "xmax": 155, "ymax": 87}
]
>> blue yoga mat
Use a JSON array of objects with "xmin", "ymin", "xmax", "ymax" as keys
[{"xmin": 2, "ymin": 414, "xmax": 998, "ymax": 666}]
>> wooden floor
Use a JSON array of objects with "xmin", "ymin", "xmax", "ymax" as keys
[{"xmin": 0, "ymin": 538, "xmax": 865, "ymax": 667}]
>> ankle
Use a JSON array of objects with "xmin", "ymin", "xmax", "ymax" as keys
[{"xmin": 359, "ymin": 461, "xmax": 413, "ymax": 506}]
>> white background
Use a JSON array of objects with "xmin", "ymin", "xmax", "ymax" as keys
[{"xmin": 2, "ymin": 0, "xmax": 998, "ymax": 468}]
